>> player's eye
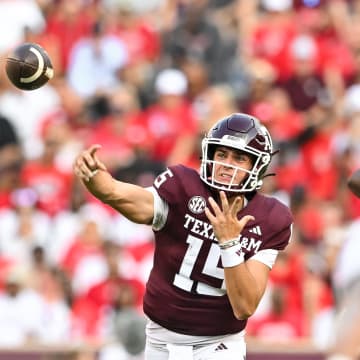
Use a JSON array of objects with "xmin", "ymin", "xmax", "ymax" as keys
[
  {"xmin": 235, "ymin": 154, "xmax": 250, "ymax": 163},
  {"xmin": 215, "ymin": 151, "xmax": 226, "ymax": 159}
]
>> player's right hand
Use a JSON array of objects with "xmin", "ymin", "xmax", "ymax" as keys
[
  {"xmin": 205, "ymin": 191, "xmax": 254, "ymax": 243},
  {"xmin": 73, "ymin": 144, "xmax": 107, "ymax": 182}
]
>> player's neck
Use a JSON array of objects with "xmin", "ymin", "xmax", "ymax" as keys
[{"xmin": 228, "ymin": 194, "xmax": 245, "ymax": 209}]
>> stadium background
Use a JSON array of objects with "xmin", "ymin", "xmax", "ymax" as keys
[{"xmin": 0, "ymin": 0, "xmax": 360, "ymax": 359}]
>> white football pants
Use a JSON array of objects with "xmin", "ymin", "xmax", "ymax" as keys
[{"xmin": 145, "ymin": 333, "xmax": 246, "ymax": 360}]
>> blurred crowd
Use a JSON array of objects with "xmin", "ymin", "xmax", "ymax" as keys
[{"xmin": 0, "ymin": 0, "xmax": 360, "ymax": 359}]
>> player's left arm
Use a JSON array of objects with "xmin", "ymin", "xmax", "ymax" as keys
[
  {"xmin": 205, "ymin": 191, "xmax": 274, "ymax": 320},
  {"xmin": 223, "ymin": 258, "xmax": 271, "ymax": 320}
]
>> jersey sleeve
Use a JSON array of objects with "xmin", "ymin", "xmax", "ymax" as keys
[
  {"xmin": 146, "ymin": 187, "xmax": 169, "ymax": 231},
  {"xmin": 250, "ymin": 248, "xmax": 279, "ymax": 269},
  {"xmin": 152, "ymin": 165, "xmax": 195, "ymax": 206},
  {"xmin": 266, "ymin": 199, "xmax": 293, "ymax": 251},
  {"xmin": 268, "ymin": 224, "xmax": 293, "ymax": 251},
  {"xmin": 149, "ymin": 165, "xmax": 188, "ymax": 231}
]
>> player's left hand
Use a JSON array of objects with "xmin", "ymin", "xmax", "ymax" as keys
[{"xmin": 205, "ymin": 191, "xmax": 254, "ymax": 244}]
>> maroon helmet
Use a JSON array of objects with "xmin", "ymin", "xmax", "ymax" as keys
[{"xmin": 200, "ymin": 113, "xmax": 273, "ymax": 192}]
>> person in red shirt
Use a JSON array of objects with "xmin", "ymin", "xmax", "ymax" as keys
[
  {"xmin": 141, "ymin": 69, "xmax": 199, "ymax": 168},
  {"xmin": 247, "ymin": 285, "xmax": 304, "ymax": 341},
  {"xmin": 247, "ymin": 0, "xmax": 298, "ymax": 82},
  {"xmin": 86, "ymin": 84, "xmax": 150, "ymax": 173},
  {"xmin": 108, "ymin": 5, "xmax": 160, "ymax": 65},
  {"xmin": 70, "ymin": 240, "xmax": 145, "ymax": 341},
  {"xmin": 20, "ymin": 115, "xmax": 73, "ymax": 217},
  {"xmin": 44, "ymin": 0, "xmax": 94, "ymax": 74}
]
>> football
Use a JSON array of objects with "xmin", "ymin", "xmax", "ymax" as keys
[
  {"xmin": 5, "ymin": 42, "xmax": 54, "ymax": 90},
  {"xmin": 348, "ymin": 169, "xmax": 360, "ymax": 198}
]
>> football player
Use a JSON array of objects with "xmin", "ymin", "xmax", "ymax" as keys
[
  {"xmin": 74, "ymin": 113, "xmax": 293, "ymax": 359},
  {"xmin": 325, "ymin": 169, "xmax": 360, "ymax": 360}
]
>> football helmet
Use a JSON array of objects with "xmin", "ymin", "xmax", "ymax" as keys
[{"xmin": 200, "ymin": 113, "xmax": 273, "ymax": 193}]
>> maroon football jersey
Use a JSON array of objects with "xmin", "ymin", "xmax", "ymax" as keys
[{"xmin": 143, "ymin": 165, "xmax": 293, "ymax": 336}]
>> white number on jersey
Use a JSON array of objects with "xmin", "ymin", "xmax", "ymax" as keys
[
  {"xmin": 173, "ymin": 234, "xmax": 226, "ymax": 296},
  {"xmin": 154, "ymin": 168, "xmax": 174, "ymax": 189}
]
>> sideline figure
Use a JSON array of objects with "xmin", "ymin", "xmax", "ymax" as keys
[
  {"xmin": 74, "ymin": 113, "xmax": 293, "ymax": 360},
  {"xmin": 325, "ymin": 169, "xmax": 360, "ymax": 360}
]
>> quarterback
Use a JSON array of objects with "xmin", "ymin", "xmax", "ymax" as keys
[{"xmin": 73, "ymin": 113, "xmax": 293, "ymax": 359}]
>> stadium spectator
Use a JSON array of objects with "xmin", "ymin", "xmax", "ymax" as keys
[
  {"xmin": 240, "ymin": 58, "xmax": 277, "ymax": 116},
  {"xmin": 0, "ymin": 76, "xmax": 61, "ymax": 160},
  {"xmin": 44, "ymin": 0, "xmax": 95, "ymax": 74},
  {"xmin": 162, "ymin": 0, "xmax": 227, "ymax": 83},
  {"xmin": 27, "ymin": 260, "xmax": 73, "ymax": 344},
  {"xmin": 247, "ymin": 285, "xmax": 304, "ymax": 341},
  {"xmin": 85, "ymin": 84, "xmax": 150, "ymax": 173},
  {"xmin": 254, "ymin": 86, "xmax": 306, "ymax": 143},
  {"xmin": 0, "ymin": 187, "xmax": 51, "ymax": 267},
  {"xmin": 0, "ymin": 115, "xmax": 23, "ymax": 210},
  {"xmin": 20, "ymin": 118, "xmax": 74, "ymax": 217},
  {"xmin": 247, "ymin": 0, "xmax": 297, "ymax": 81},
  {"xmin": 140, "ymin": 68, "xmax": 199, "ymax": 167},
  {"xmin": 193, "ymin": 84, "xmax": 238, "ymax": 134},
  {"xmin": 327, "ymin": 191, "xmax": 360, "ymax": 359},
  {"xmin": 70, "ymin": 240, "xmax": 145, "ymax": 342},
  {"xmin": 67, "ymin": 20, "xmax": 128, "ymax": 99},
  {"xmin": 104, "ymin": 280, "xmax": 147, "ymax": 358},
  {"xmin": 104, "ymin": 2, "xmax": 161, "ymax": 65},
  {"xmin": 59, "ymin": 203, "xmax": 112, "ymax": 296},
  {"xmin": 0, "ymin": 0, "xmax": 45, "ymax": 54},
  {"xmin": 74, "ymin": 113, "xmax": 293, "ymax": 359},
  {"xmin": 280, "ymin": 34, "xmax": 325, "ymax": 112},
  {"xmin": 37, "ymin": 109, "xmax": 84, "ymax": 174},
  {"xmin": 0, "ymin": 266, "xmax": 45, "ymax": 346}
]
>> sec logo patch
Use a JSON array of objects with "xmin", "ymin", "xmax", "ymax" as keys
[{"xmin": 188, "ymin": 196, "xmax": 206, "ymax": 214}]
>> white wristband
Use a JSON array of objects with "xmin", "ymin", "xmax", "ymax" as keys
[{"xmin": 221, "ymin": 243, "xmax": 245, "ymax": 268}]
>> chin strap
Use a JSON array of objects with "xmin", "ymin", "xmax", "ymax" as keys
[{"xmin": 262, "ymin": 172, "xmax": 276, "ymax": 178}]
